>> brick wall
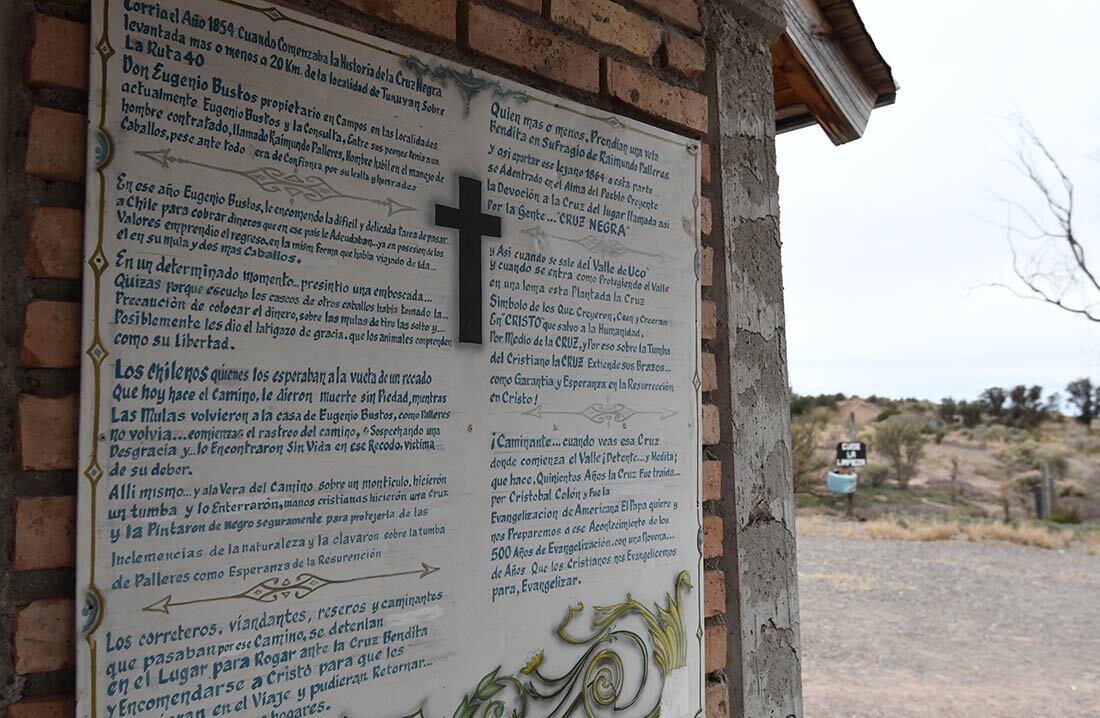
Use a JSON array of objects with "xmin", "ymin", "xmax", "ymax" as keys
[
  {"xmin": 1, "ymin": 0, "xmax": 87, "ymax": 714},
  {"xmin": 1, "ymin": 0, "xmax": 738, "ymax": 714}
]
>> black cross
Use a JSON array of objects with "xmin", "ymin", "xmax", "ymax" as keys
[{"xmin": 435, "ymin": 176, "xmax": 501, "ymax": 344}]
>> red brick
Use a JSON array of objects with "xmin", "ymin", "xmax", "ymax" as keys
[
  {"xmin": 551, "ymin": 0, "xmax": 661, "ymax": 58},
  {"xmin": 703, "ymin": 514, "xmax": 723, "ymax": 558},
  {"xmin": 500, "ymin": 0, "xmax": 542, "ymax": 10},
  {"xmin": 703, "ymin": 460, "xmax": 721, "ymax": 501},
  {"xmin": 26, "ymin": 14, "xmax": 89, "ymax": 91},
  {"xmin": 470, "ymin": 4, "xmax": 599, "ymax": 92},
  {"xmin": 701, "ymin": 142, "xmax": 712, "ymax": 186},
  {"xmin": 634, "ymin": 0, "xmax": 700, "ymax": 31},
  {"xmin": 22, "ymin": 301, "xmax": 81, "ymax": 369},
  {"xmin": 13, "ymin": 599, "xmax": 74, "ymax": 675},
  {"xmin": 704, "ymin": 569, "xmax": 725, "ymax": 617},
  {"xmin": 12, "ymin": 496, "xmax": 76, "ymax": 571},
  {"xmin": 705, "ymin": 624, "xmax": 727, "ymax": 673},
  {"xmin": 700, "ymin": 245, "xmax": 714, "ymax": 287},
  {"xmin": 605, "ymin": 59, "xmax": 707, "ymax": 134},
  {"xmin": 701, "ymin": 351, "xmax": 717, "ymax": 392},
  {"xmin": 666, "ymin": 31, "xmax": 705, "ymax": 79},
  {"xmin": 702, "ymin": 403, "xmax": 720, "ymax": 445},
  {"xmin": 16, "ymin": 395, "xmax": 79, "ymax": 471},
  {"xmin": 700, "ymin": 196, "xmax": 712, "ymax": 236},
  {"xmin": 705, "ymin": 681, "xmax": 729, "ymax": 718},
  {"xmin": 5, "ymin": 696, "xmax": 74, "ymax": 718},
  {"xmin": 701, "ymin": 298, "xmax": 717, "ymax": 340},
  {"xmin": 27, "ymin": 207, "xmax": 83, "ymax": 279},
  {"xmin": 339, "ymin": 0, "xmax": 456, "ymax": 40},
  {"xmin": 25, "ymin": 107, "xmax": 86, "ymax": 183}
]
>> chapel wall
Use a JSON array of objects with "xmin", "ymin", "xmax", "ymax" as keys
[{"xmin": 0, "ymin": 1, "xmax": 735, "ymax": 715}]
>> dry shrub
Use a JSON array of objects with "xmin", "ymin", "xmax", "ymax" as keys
[
  {"xmin": 1059, "ymin": 480, "xmax": 1089, "ymax": 498},
  {"xmin": 795, "ymin": 515, "xmax": 842, "ymax": 536},
  {"xmin": 910, "ymin": 523, "xmax": 958, "ymax": 541},
  {"xmin": 864, "ymin": 520, "xmax": 956, "ymax": 542},
  {"xmin": 865, "ymin": 519, "xmax": 909, "ymax": 541},
  {"xmin": 963, "ymin": 522, "xmax": 1072, "ymax": 550},
  {"xmin": 797, "ymin": 515, "xmax": 1100, "ymax": 553},
  {"xmin": 1071, "ymin": 435, "xmax": 1100, "ymax": 455},
  {"xmin": 807, "ymin": 516, "xmax": 962, "ymax": 542}
]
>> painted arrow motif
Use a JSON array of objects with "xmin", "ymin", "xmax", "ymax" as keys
[
  {"xmin": 524, "ymin": 402, "xmax": 677, "ymax": 426},
  {"xmin": 134, "ymin": 148, "xmax": 416, "ymax": 216},
  {"xmin": 521, "ymin": 225, "xmax": 669, "ymax": 260},
  {"xmin": 143, "ymin": 563, "xmax": 440, "ymax": 616}
]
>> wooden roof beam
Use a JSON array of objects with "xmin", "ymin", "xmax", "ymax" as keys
[{"xmin": 774, "ymin": 0, "xmax": 883, "ymax": 144}]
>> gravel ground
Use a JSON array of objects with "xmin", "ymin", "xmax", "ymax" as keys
[{"xmin": 798, "ymin": 530, "xmax": 1100, "ymax": 717}]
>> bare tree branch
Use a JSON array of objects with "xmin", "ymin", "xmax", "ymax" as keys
[{"xmin": 992, "ymin": 115, "xmax": 1099, "ymax": 322}]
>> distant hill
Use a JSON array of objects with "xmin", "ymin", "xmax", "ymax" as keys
[{"xmin": 835, "ymin": 398, "xmax": 880, "ymax": 427}]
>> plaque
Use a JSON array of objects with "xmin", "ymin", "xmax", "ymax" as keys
[{"xmin": 78, "ymin": 2, "xmax": 703, "ymax": 716}]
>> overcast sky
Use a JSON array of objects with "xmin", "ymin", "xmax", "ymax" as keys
[{"xmin": 777, "ymin": 0, "xmax": 1100, "ymax": 402}]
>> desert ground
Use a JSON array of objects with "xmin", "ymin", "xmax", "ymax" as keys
[{"xmin": 798, "ymin": 519, "xmax": 1100, "ymax": 717}]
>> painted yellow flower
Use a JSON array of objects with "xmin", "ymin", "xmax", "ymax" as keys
[{"xmin": 520, "ymin": 650, "xmax": 544, "ymax": 675}]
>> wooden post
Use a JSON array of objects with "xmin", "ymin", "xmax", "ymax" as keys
[
  {"xmin": 1041, "ymin": 461, "xmax": 1055, "ymax": 518},
  {"xmin": 846, "ymin": 411, "xmax": 857, "ymax": 519},
  {"xmin": 950, "ymin": 458, "xmax": 958, "ymax": 504}
]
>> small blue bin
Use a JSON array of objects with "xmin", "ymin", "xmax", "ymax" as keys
[{"xmin": 826, "ymin": 471, "xmax": 857, "ymax": 495}]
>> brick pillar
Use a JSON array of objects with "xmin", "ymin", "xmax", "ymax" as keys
[
  {"xmin": 705, "ymin": 0, "xmax": 805, "ymax": 716},
  {"xmin": 1, "ymin": 2, "xmax": 88, "ymax": 713}
]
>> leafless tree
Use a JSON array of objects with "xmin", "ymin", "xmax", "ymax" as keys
[
  {"xmin": 992, "ymin": 116, "xmax": 1099, "ymax": 322},
  {"xmin": 791, "ymin": 407, "xmax": 830, "ymax": 492}
]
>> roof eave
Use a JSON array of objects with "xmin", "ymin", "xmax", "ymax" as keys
[{"xmin": 772, "ymin": 0, "xmax": 897, "ymax": 144}]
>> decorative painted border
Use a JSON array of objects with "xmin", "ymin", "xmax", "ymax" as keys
[
  {"xmin": 133, "ymin": 148, "xmax": 416, "ymax": 213},
  {"xmin": 79, "ymin": 4, "xmax": 115, "ymax": 716},
  {"xmin": 404, "ymin": 55, "xmax": 529, "ymax": 114},
  {"xmin": 522, "ymin": 225, "xmax": 675, "ymax": 260},
  {"xmin": 142, "ymin": 563, "xmax": 439, "ymax": 615},
  {"xmin": 450, "ymin": 571, "xmax": 693, "ymax": 718},
  {"xmin": 524, "ymin": 401, "xmax": 678, "ymax": 425}
]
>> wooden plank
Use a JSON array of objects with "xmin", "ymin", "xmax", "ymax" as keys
[
  {"xmin": 773, "ymin": 86, "xmax": 802, "ymax": 110},
  {"xmin": 776, "ymin": 102, "xmax": 809, "ymax": 124},
  {"xmin": 777, "ymin": 0, "xmax": 878, "ymax": 143},
  {"xmin": 815, "ymin": 0, "xmax": 897, "ymax": 98}
]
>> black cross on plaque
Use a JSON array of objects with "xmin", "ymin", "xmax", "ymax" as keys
[{"xmin": 435, "ymin": 176, "xmax": 502, "ymax": 344}]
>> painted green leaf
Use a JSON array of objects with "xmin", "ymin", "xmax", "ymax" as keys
[
  {"xmin": 451, "ymin": 572, "xmax": 691, "ymax": 718},
  {"xmin": 453, "ymin": 695, "xmax": 478, "ymax": 718},
  {"xmin": 475, "ymin": 666, "xmax": 504, "ymax": 700}
]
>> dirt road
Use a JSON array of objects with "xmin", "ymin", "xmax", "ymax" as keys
[{"xmin": 798, "ymin": 529, "xmax": 1100, "ymax": 717}]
